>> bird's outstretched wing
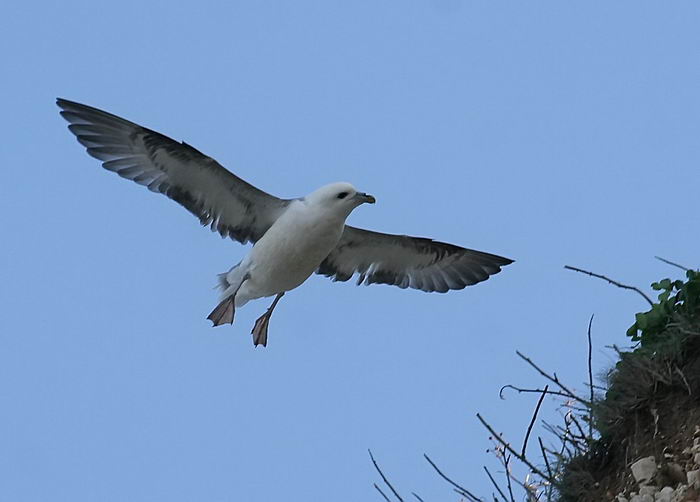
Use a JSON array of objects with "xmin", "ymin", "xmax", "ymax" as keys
[
  {"xmin": 317, "ymin": 226, "xmax": 513, "ymax": 293},
  {"xmin": 57, "ymin": 98, "xmax": 290, "ymax": 244}
]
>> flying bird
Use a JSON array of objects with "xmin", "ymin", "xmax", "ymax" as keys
[{"xmin": 57, "ymin": 98, "xmax": 513, "ymax": 347}]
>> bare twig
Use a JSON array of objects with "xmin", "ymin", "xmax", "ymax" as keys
[
  {"xmin": 484, "ymin": 466, "xmax": 509, "ymax": 502},
  {"xmin": 411, "ymin": 492, "xmax": 425, "ymax": 502},
  {"xmin": 565, "ymin": 412, "xmax": 584, "ymax": 437},
  {"xmin": 545, "ymin": 419, "xmax": 587, "ymax": 449},
  {"xmin": 369, "ymin": 450, "xmax": 404, "ymax": 502},
  {"xmin": 423, "ymin": 454, "xmax": 482, "ymax": 501},
  {"xmin": 374, "ymin": 483, "xmax": 392, "ymax": 502},
  {"xmin": 503, "ymin": 455, "xmax": 516, "ymax": 502},
  {"xmin": 587, "ymin": 314, "xmax": 595, "ymax": 441},
  {"xmin": 521, "ymin": 385, "xmax": 549, "ymax": 457},
  {"xmin": 515, "ymin": 351, "xmax": 590, "ymax": 406},
  {"xmin": 538, "ymin": 436, "xmax": 554, "ymax": 499},
  {"xmin": 499, "ymin": 385, "xmax": 581, "ymax": 401},
  {"xmin": 560, "ymin": 440, "xmax": 576, "ymax": 458},
  {"xmin": 541, "ymin": 421, "xmax": 561, "ymax": 439},
  {"xmin": 476, "ymin": 413, "xmax": 554, "ymax": 484},
  {"xmin": 564, "ymin": 405, "xmax": 594, "ymax": 414},
  {"xmin": 541, "ymin": 444, "xmax": 568, "ymax": 461},
  {"xmin": 538, "ymin": 437, "xmax": 552, "ymax": 480},
  {"xmin": 655, "ymin": 256, "xmax": 691, "ymax": 271},
  {"xmin": 542, "ymin": 420, "xmax": 584, "ymax": 456},
  {"xmin": 564, "ymin": 265, "xmax": 654, "ymax": 306},
  {"xmin": 567, "ymin": 412, "xmax": 589, "ymax": 447}
]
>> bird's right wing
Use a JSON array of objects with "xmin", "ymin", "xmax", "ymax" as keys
[
  {"xmin": 317, "ymin": 226, "xmax": 513, "ymax": 293},
  {"xmin": 57, "ymin": 98, "xmax": 291, "ymax": 244}
]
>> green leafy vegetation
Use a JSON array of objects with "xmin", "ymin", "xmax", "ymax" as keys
[
  {"xmin": 556, "ymin": 266, "xmax": 700, "ymax": 501},
  {"xmin": 626, "ymin": 269, "xmax": 699, "ymax": 347}
]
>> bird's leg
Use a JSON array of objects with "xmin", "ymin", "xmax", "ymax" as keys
[
  {"xmin": 207, "ymin": 276, "xmax": 249, "ymax": 327},
  {"xmin": 251, "ymin": 292, "xmax": 285, "ymax": 347}
]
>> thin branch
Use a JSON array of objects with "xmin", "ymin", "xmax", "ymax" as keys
[
  {"xmin": 541, "ymin": 421, "xmax": 560, "ymax": 438},
  {"xmin": 563, "ymin": 405, "xmax": 593, "ymax": 414},
  {"xmin": 499, "ymin": 385, "xmax": 581, "ymax": 401},
  {"xmin": 483, "ymin": 466, "xmax": 509, "ymax": 502},
  {"xmin": 476, "ymin": 413, "xmax": 555, "ymax": 484},
  {"xmin": 566, "ymin": 412, "xmax": 588, "ymax": 447},
  {"xmin": 655, "ymin": 256, "xmax": 691, "ymax": 271},
  {"xmin": 546, "ymin": 419, "xmax": 588, "ymax": 447},
  {"xmin": 503, "ymin": 455, "xmax": 516, "ymax": 502},
  {"xmin": 411, "ymin": 492, "xmax": 426, "ymax": 502},
  {"xmin": 587, "ymin": 314, "xmax": 595, "ymax": 441},
  {"xmin": 559, "ymin": 440, "xmax": 575, "ymax": 458},
  {"xmin": 543, "ymin": 423, "xmax": 577, "ymax": 445},
  {"xmin": 538, "ymin": 437, "xmax": 553, "ymax": 481},
  {"xmin": 564, "ymin": 265, "xmax": 654, "ymax": 306},
  {"xmin": 423, "ymin": 454, "xmax": 482, "ymax": 501},
  {"xmin": 369, "ymin": 450, "xmax": 404, "ymax": 502},
  {"xmin": 544, "ymin": 413, "xmax": 588, "ymax": 459},
  {"xmin": 521, "ymin": 385, "xmax": 548, "ymax": 457},
  {"xmin": 453, "ymin": 488, "xmax": 482, "ymax": 500},
  {"xmin": 515, "ymin": 351, "xmax": 590, "ymax": 406},
  {"xmin": 540, "ymin": 444, "xmax": 564, "ymax": 458},
  {"xmin": 542, "ymin": 421, "xmax": 581, "ymax": 458},
  {"xmin": 374, "ymin": 483, "xmax": 392, "ymax": 502}
]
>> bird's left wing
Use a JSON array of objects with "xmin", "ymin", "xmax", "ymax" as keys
[
  {"xmin": 317, "ymin": 226, "xmax": 513, "ymax": 293},
  {"xmin": 57, "ymin": 98, "xmax": 290, "ymax": 244}
]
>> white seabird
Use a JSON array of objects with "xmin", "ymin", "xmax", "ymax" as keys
[{"xmin": 57, "ymin": 98, "xmax": 514, "ymax": 347}]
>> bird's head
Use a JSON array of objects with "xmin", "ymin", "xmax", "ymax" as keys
[{"xmin": 305, "ymin": 182, "xmax": 376, "ymax": 217}]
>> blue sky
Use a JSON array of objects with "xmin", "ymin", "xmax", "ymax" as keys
[{"xmin": 2, "ymin": 1, "xmax": 699, "ymax": 500}]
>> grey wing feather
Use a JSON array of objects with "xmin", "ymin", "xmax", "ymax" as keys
[
  {"xmin": 317, "ymin": 226, "xmax": 513, "ymax": 293},
  {"xmin": 57, "ymin": 98, "xmax": 290, "ymax": 243}
]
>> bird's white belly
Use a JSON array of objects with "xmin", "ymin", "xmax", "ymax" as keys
[{"xmin": 241, "ymin": 203, "xmax": 345, "ymax": 299}]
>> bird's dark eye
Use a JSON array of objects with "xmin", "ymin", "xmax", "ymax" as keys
[{"xmin": 337, "ymin": 192, "xmax": 349, "ymax": 199}]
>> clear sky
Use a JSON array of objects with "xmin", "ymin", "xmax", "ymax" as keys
[{"xmin": 2, "ymin": 1, "xmax": 699, "ymax": 501}]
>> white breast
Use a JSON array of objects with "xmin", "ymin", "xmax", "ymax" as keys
[{"xmin": 239, "ymin": 200, "xmax": 346, "ymax": 299}]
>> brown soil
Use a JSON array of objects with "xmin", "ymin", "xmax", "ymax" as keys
[
  {"xmin": 596, "ymin": 396, "xmax": 700, "ymax": 500},
  {"xmin": 558, "ymin": 329, "xmax": 700, "ymax": 501}
]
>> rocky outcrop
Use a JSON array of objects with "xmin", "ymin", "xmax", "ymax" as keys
[{"xmin": 615, "ymin": 433, "xmax": 700, "ymax": 502}]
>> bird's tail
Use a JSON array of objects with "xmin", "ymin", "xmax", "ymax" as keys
[
  {"xmin": 216, "ymin": 272, "xmax": 231, "ymax": 291},
  {"xmin": 215, "ymin": 262, "xmax": 241, "ymax": 293}
]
